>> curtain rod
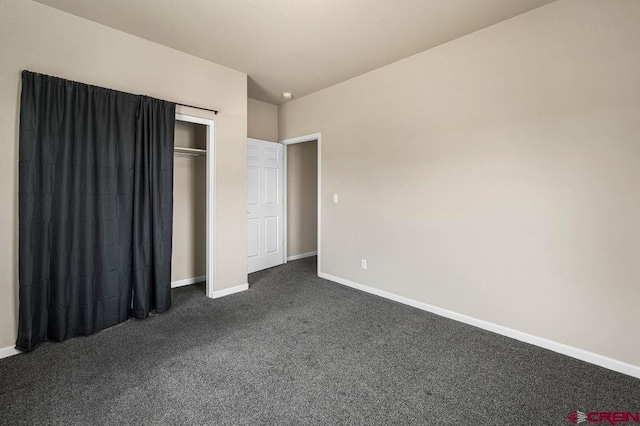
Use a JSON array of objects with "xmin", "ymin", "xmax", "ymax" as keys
[
  {"xmin": 175, "ymin": 102, "xmax": 218, "ymax": 115},
  {"xmin": 22, "ymin": 71, "xmax": 219, "ymax": 115}
]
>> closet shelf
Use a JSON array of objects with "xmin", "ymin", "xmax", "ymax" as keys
[{"xmin": 174, "ymin": 146, "xmax": 206, "ymax": 157}]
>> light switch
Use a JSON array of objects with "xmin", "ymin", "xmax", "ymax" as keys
[{"xmin": 333, "ymin": 194, "xmax": 339, "ymax": 203}]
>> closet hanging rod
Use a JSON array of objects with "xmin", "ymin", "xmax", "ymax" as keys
[
  {"xmin": 174, "ymin": 147, "xmax": 207, "ymax": 157},
  {"xmin": 175, "ymin": 152, "xmax": 205, "ymax": 157}
]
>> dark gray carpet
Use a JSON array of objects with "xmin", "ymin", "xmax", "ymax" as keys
[{"xmin": 1, "ymin": 256, "xmax": 638, "ymax": 425}]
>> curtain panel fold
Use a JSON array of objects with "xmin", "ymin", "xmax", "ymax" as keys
[{"xmin": 17, "ymin": 71, "xmax": 175, "ymax": 352}]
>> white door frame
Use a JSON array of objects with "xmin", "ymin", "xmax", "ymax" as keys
[
  {"xmin": 175, "ymin": 113, "xmax": 216, "ymax": 298},
  {"xmin": 279, "ymin": 132, "xmax": 322, "ymax": 274}
]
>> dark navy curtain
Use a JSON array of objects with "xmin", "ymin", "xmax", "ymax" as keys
[{"xmin": 17, "ymin": 71, "xmax": 175, "ymax": 352}]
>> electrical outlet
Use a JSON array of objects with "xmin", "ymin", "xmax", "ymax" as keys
[
  {"xmin": 333, "ymin": 194, "xmax": 339, "ymax": 203},
  {"xmin": 361, "ymin": 259, "xmax": 367, "ymax": 270}
]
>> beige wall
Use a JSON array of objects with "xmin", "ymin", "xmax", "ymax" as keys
[
  {"xmin": 287, "ymin": 141, "xmax": 318, "ymax": 257},
  {"xmin": 248, "ymin": 98, "xmax": 278, "ymax": 142},
  {"xmin": 0, "ymin": 0, "xmax": 248, "ymax": 349},
  {"xmin": 172, "ymin": 122, "xmax": 207, "ymax": 282},
  {"xmin": 279, "ymin": 0, "xmax": 640, "ymax": 368}
]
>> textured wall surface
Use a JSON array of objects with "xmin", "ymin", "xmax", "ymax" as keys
[{"xmin": 248, "ymin": 98, "xmax": 278, "ymax": 142}]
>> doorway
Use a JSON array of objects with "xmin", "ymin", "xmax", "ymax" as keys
[
  {"xmin": 281, "ymin": 133, "xmax": 322, "ymax": 273},
  {"xmin": 172, "ymin": 113, "xmax": 216, "ymax": 297}
]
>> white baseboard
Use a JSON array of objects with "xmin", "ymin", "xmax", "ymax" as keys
[
  {"xmin": 0, "ymin": 346, "xmax": 20, "ymax": 360},
  {"xmin": 287, "ymin": 251, "xmax": 318, "ymax": 261},
  {"xmin": 318, "ymin": 272, "xmax": 640, "ymax": 380},
  {"xmin": 208, "ymin": 283, "xmax": 249, "ymax": 299},
  {"xmin": 171, "ymin": 275, "xmax": 206, "ymax": 288}
]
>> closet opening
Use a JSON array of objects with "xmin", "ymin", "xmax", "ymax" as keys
[{"xmin": 172, "ymin": 113, "xmax": 216, "ymax": 298}]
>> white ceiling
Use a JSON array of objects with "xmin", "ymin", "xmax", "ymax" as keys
[{"xmin": 34, "ymin": 0, "xmax": 556, "ymax": 105}]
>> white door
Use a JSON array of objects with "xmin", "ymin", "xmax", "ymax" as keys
[{"xmin": 247, "ymin": 138, "xmax": 284, "ymax": 273}]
